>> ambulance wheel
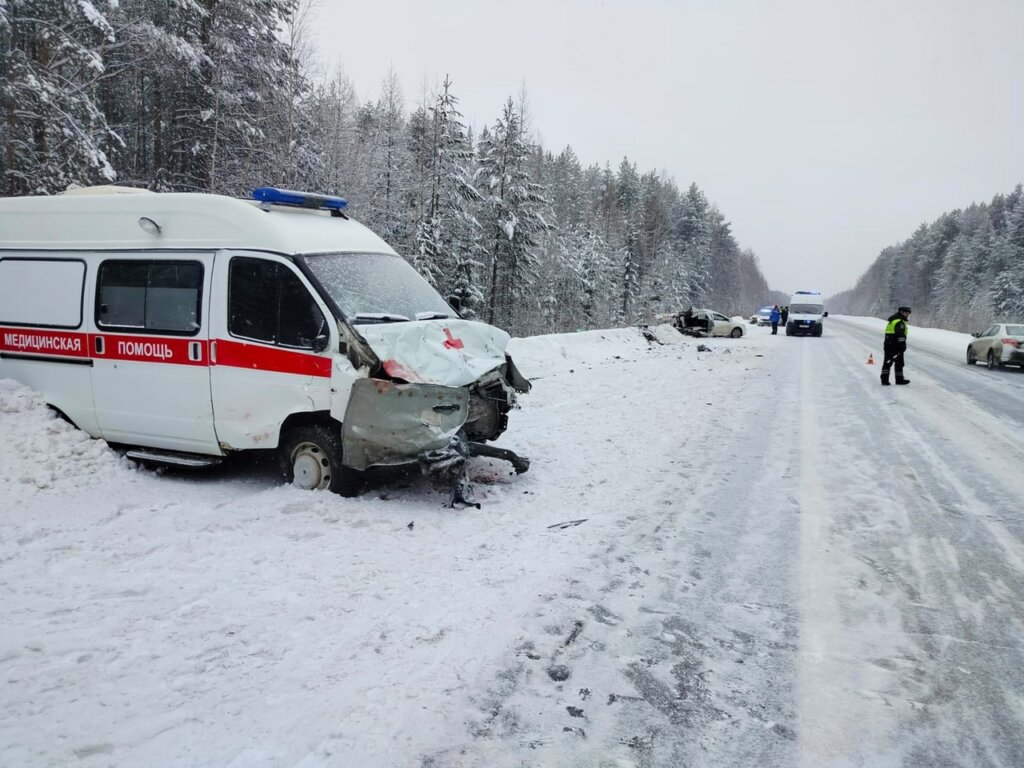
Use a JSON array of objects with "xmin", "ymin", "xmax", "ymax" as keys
[{"xmin": 281, "ymin": 425, "xmax": 361, "ymax": 496}]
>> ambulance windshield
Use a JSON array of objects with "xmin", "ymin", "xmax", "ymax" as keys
[
  {"xmin": 790, "ymin": 303, "xmax": 823, "ymax": 314},
  {"xmin": 303, "ymin": 252, "xmax": 454, "ymax": 323}
]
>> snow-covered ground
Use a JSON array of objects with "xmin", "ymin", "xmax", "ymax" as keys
[{"xmin": 3, "ymin": 318, "xmax": 1024, "ymax": 767}]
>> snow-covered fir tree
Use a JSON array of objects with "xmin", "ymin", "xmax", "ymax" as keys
[
  {"xmin": 411, "ymin": 76, "xmax": 483, "ymax": 310},
  {"xmin": 1, "ymin": 12, "xmax": 779, "ymax": 331},
  {"xmin": 359, "ymin": 70, "xmax": 409, "ymax": 249},
  {"xmin": 831, "ymin": 185, "xmax": 1024, "ymax": 330},
  {"xmin": 1, "ymin": 0, "xmax": 119, "ymax": 194},
  {"xmin": 477, "ymin": 98, "xmax": 549, "ymax": 332}
]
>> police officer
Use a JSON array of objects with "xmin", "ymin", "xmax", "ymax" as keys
[{"xmin": 881, "ymin": 306, "xmax": 911, "ymax": 385}]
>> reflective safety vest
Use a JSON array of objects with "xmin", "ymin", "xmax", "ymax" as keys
[{"xmin": 885, "ymin": 317, "xmax": 908, "ymax": 339}]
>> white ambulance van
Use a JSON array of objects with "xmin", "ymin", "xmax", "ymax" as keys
[
  {"xmin": 785, "ymin": 290, "xmax": 828, "ymax": 337},
  {"xmin": 0, "ymin": 187, "xmax": 530, "ymax": 502}
]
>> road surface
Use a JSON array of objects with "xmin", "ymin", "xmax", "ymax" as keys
[{"xmin": 2, "ymin": 320, "xmax": 1023, "ymax": 767}]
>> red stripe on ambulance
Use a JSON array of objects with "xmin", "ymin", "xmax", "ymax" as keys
[
  {"xmin": 0, "ymin": 328, "xmax": 89, "ymax": 358},
  {"xmin": 215, "ymin": 339, "xmax": 331, "ymax": 378}
]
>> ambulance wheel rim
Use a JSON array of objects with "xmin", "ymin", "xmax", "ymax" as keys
[{"xmin": 292, "ymin": 442, "xmax": 330, "ymax": 490}]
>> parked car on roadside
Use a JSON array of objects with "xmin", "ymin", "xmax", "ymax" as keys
[
  {"xmin": 755, "ymin": 306, "xmax": 774, "ymax": 326},
  {"xmin": 966, "ymin": 323, "xmax": 1024, "ymax": 370}
]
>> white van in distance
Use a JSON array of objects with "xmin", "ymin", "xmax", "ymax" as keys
[
  {"xmin": 0, "ymin": 187, "xmax": 530, "ymax": 504},
  {"xmin": 785, "ymin": 290, "xmax": 828, "ymax": 337}
]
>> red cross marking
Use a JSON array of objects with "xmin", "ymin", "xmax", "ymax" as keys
[{"xmin": 443, "ymin": 327, "xmax": 465, "ymax": 350}]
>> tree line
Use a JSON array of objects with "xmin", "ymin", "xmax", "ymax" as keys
[
  {"xmin": 1, "ymin": 0, "xmax": 776, "ymax": 335},
  {"xmin": 830, "ymin": 186, "xmax": 1024, "ymax": 330}
]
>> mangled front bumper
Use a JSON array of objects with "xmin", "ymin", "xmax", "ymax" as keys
[{"xmin": 341, "ymin": 378, "xmax": 470, "ymax": 470}]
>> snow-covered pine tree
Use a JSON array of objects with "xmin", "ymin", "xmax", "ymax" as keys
[
  {"xmin": 578, "ymin": 226, "xmax": 613, "ymax": 328},
  {"xmin": 412, "ymin": 76, "xmax": 483, "ymax": 307},
  {"xmin": 477, "ymin": 97, "xmax": 549, "ymax": 332},
  {"xmin": 305, "ymin": 69, "xmax": 360, "ymax": 197},
  {"xmin": 359, "ymin": 69, "xmax": 410, "ymax": 250},
  {"xmin": 549, "ymin": 146, "xmax": 585, "ymax": 230},
  {"xmin": 2, "ymin": 0, "xmax": 120, "ymax": 194},
  {"xmin": 615, "ymin": 158, "xmax": 642, "ymax": 322},
  {"xmin": 707, "ymin": 207, "xmax": 742, "ymax": 312},
  {"xmin": 204, "ymin": 0, "xmax": 298, "ymax": 194},
  {"xmin": 989, "ymin": 191, "xmax": 1024, "ymax": 318},
  {"xmin": 959, "ymin": 213, "xmax": 992, "ymax": 329},
  {"xmin": 270, "ymin": 0, "xmax": 324, "ymax": 190},
  {"xmin": 102, "ymin": 0, "xmax": 297, "ymax": 193},
  {"xmin": 677, "ymin": 183, "xmax": 712, "ymax": 308}
]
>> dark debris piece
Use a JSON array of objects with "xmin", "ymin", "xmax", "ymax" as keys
[{"xmin": 548, "ymin": 664, "xmax": 571, "ymax": 682}]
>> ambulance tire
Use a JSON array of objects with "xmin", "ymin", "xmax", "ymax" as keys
[{"xmin": 281, "ymin": 425, "xmax": 362, "ymax": 496}]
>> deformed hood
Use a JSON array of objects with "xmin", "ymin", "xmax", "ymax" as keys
[{"xmin": 356, "ymin": 318, "xmax": 512, "ymax": 387}]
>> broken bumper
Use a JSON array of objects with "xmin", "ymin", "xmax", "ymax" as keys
[{"xmin": 342, "ymin": 379, "xmax": 470, "ymax": 470}]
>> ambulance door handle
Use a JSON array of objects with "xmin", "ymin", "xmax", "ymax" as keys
[
  {"xmin": 94, "ymin": 336, "xmax": 104, "ymax": 355},
  {"xmin": 210, "ymin": 340, "xmax": 217, "ymax": 364},
  {"xmin": 189, "ymin": 342, "xmax": 202, "ymax": 362}
]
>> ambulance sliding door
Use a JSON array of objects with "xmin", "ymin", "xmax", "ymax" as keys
[{"xmin": 89, "ymin": 254, "xmax": 219, "ymax": 453}]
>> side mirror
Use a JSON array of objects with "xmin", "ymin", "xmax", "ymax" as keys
[
  {"xmin": 447, "ymin": 295, "xmax": 462, "ymax": 314},
  {"xmin": 823, "ymin": 311, "xmax": 829, "ymax": 317},
  {"xmin": 311, "ymin": 334, "xmax": 330, "ymax": 353}
]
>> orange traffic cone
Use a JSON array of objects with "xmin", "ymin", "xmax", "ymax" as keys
[{"xmin": 866, "ymin": 354, "xmax": 875, "ymax": 365}]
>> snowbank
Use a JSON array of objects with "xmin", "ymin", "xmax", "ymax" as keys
[
  {"xmin": 0, "ymin": 378, "xmax": 134, "ymax": 493},
  {"xmin": 834, "ymin": 314, "xmax": 974, "ymax": 358}
]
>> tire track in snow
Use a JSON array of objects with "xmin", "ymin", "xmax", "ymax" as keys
[{"xmin": 431, "ymin": 333, "xmax": 807, "ymax": 767}]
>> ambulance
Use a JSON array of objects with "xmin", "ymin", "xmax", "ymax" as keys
[
  {"xmin": 785, "ymin": 290, "xmax": 828, "ymax": 337},
  {"xmin": 0, "ymin": 187, "xmax": 530, "ymax": 502}
]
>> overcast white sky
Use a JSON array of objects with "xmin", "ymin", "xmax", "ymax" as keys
[{"xmin": 310, "ymin": 0, "xmax": 1024, "ymax": 297}]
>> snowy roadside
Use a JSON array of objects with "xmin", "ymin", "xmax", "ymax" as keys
[
  {"xmin": 832, "ymin": 313, "xmax": 975, "ymax": 360},
  {"xmin": 0, "ymin": 323, "xmax": 777, "ymax": 768}
]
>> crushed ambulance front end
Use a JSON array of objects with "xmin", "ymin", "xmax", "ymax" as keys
[{"xmin": 340, "ymin": 318, "xmax": 530, "ymax": 505}]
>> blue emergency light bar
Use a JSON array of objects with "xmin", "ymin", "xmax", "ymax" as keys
[{"xmin": 252, "ymin": 187, "xmax": 348, "ymax": 211}]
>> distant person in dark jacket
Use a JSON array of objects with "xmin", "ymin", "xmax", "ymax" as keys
[
  {"xmin": 881, "ymin": 306, "xmax": 911, "ymax": 385},
  {"xmin": 770, "ymin": 305, "xmax": 781, "ymax": 335},
  {"xmin": 780, "ymin": 306, "xmax": 789, "ymax": 326}
]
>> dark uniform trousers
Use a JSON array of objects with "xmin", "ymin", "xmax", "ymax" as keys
[{"xmin": 882, "ymin": 343, "xmax": 905, "ymax": 378}]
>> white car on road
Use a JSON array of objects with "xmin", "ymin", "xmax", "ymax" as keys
[{"xmin": 966, "ymin": 323, "xmax": 1024, "ymax": 370}]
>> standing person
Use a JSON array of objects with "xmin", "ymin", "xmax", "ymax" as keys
[
  {"xmin": 881, "ymin": 306, "xmax": 912, "ymax": 385},
  {"xmin": 769, "ymin": 305, "xmax": 781, "ymax": 335},
  {"xmin": 780, "ymin": 305, "xmax": 789, "ymax": 327}
]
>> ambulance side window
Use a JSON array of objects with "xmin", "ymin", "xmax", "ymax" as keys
[
  {"xmin": 0, "ymin": 258, "xmax": 85, "ymax": 328},
  {"xmin": 228, "ymin": 257, "xmax": 325, "ymax": 349},
  {"xmin": 97, "ymin": 260, "xmax": 202, "ymax": 334},
  {"xmin": 228, "ymin": 258, "xmax": 278, "ymax": 343}
]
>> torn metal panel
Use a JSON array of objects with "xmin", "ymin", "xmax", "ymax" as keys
[
  {"xmin": 504, "ymin": 355, "xmax": 531, "ymax": 393},
  {"xmin": 342, "ymin": 378, "xmax": 469, "ymax": 470},
  {"xmin": 357, "ymin": 319, "xmax": 512, "ymax": 387}
]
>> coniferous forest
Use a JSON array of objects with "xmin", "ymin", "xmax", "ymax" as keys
[
  {"xmin": 829, "ymin": 186, "xmax": 1024, "ymax": 331},
  {"xmin": 0, "ymin": 0, "xmax": 775, "ymax": 336},
  {"xmin": 6, "ymin": 2, "xmax": 1019, "ymax": 335}
]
